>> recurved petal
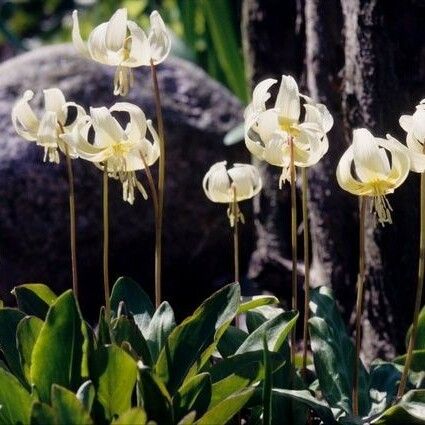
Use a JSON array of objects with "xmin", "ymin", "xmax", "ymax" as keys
[
  {"xmin": 378, "ymin": 136, "xmax": 411, "ymax": 182},
  {"xmin": 263, "ymin": 133, "xmax": 289, "ymax": 167},
  {"xmin": 148, "ymin": 10, "xmax": 171, "ymax": 65},
  {"xmin": 37, "ymin": 111, "xmax": 59, "ymax": 147},
  {"xmin": 125, "ymin": 21, "xmax": 150, "ymax": 66},
  {"xmin": 352, "ymin": 128, "xmax": 389, "ymax": 182},
  {"xmin": 244, "ymin": 120, "xmax": 266, "ymax": 161},
  {"xmin": 251, "ymin": 78, "xmax": 277, "ymax": 113},
  {"xmin": 110, "ymin": 102, "xmax": 147, "ymax": 141},
  {"xmin": 105, "ymin": 8, "xmax": 128, "ymax": 52},
  {"xmin": 385, "ymin": 134, "xmax": 424, "ymax": 173},
  {"xmin": 203, "ymin": 161, "xmax": 231, "ymax": 203},
  {"xmin": 406, "ymin": 131, "xmax": 424, "ymax": 154},
  {"xmin": 228, "ymin": 164, "xmax": 262, "ymax": 201},
  {"xmin": 90, "ymin": 106, "xmax": 126, "ymax": 146},
  {"xmin": 412, "ymin": 109, "xmax": 425, "ymax": 143},
  {"xmin": 72, "ymin": 10, "xmax": 90, "ymax": 58},
  {"xmin": 12, "ymin": 90, "xmax": 39, "ymax": 141},
  {"xmin": 274, "ymin": 75, "xmax": 300, "ymax": 122},
  {"xmin": 399, "ymin": 114, "xmax": 413, "ymax": 133},
  {"xmin": 256, "ymin": 109, "xmax": 279, "ymax": 143},
  {"xmin": 88, "ymin": 23, "xmax": 115, "ymax": 65},
  {"xmin": 43, "ymin": 88, "xmax": 66, "ymax": 125},
  {"xmin": 336, "ymin": 146, "xmax": 364, "ymax": 195}
]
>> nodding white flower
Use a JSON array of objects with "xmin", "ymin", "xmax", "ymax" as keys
[
  {"xmin": 64, "ymin": 102, "xmax": 160, "ymax": 204},
  {"xmin": 244, "ymin": 75, "xmax": 333, "ymax": 187},
  {"xmin": 336, "ymin": 128, "xmax": 410, "ymax": 225},
  {"xmin": 12, "ymin": 88, "xmax": 86, "ymax": 163},
  {"xmin": 399, "ymin": 100, "xmax": 425, "ymax": 172},
  {"xmin": 202, "ymin": 161, "xmax": 262, "ymax": 226},
  {"xmin": 72, "ymin": 8, "xmax": 171, "ymax": 96}
]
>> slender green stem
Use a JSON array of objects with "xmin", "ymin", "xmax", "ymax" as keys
[
  {"xmin": 289, "ymin": 136, "xmax": 298, "ymax": 368},
  {"xmin": 103, "ymin": 165, "xmax": 111, "ymax": 321},
  {"xmin": 140, "ymin": 154, "xmax": 160, "ymax": 307},
  {"xmin": 397, "ymin": 171, "xmax": 425, "ymax": 399},
  {"xmin": 301, "ymin": 167, "xmax": 310, "ymax": 379},
  {"xmin": 232, "ymin": 185, "xmax": 240, "ymax": 284},
  {"xmin": 150, "ymin": 60, "xmax": 165, "ymax": 308},
  {"xmin": 65, "ymin": 148, "xmax": 78, "ymax": 299},
  {"xmin": 353, "ymin": 196, "xmax": 367, "ymax": 416}
]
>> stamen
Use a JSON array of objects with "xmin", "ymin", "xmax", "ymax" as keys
[
  {"xmin": 372, "ymin": 194, "xmax": 393, "ymax": 226},
  {"xmin": 279, "ymin": 166, "xmax": 291, "ymax": 188},
  {"xmin": 119, "ymin": 171, "xmax": 147, "ymax": 204},
  {"xmin": 227, "ymin": 202, "xmax": 244, "ymax": 227},
  {"xmin": 43, "ymin": 147, "xmax": 60, "ymax": 164},
  {"xmin": 113, "ymin": 66, "xmax": 133, "ymax": 97}
]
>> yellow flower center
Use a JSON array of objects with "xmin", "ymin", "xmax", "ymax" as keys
[
  {"xmin": 278, "ymin": 117, "xmax": 300, "ymax": 138},
  {"xmin": 112, "ymin": 141, "xmax": 132, "ymax": 157}
]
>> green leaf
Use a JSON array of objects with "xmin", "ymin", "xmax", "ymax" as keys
[
  {"xmin": 31, "ymin": 290, "xmax": 88, "ymax": 402},
  {"xmin": 209, "ymin": 350, "xmax": 284, "ymax": 409},
  {"xmin": 406, "ymin": 306, "xmax": 425, "ymax": 350},
  {"xmin": 97, "ymin": 307, "xmax": 111, "ymax": 346},
  {"xmin": 245, "ymin": 305, "xmax": 284, "ymax": 334},
  {"xmin": 90, "ymin": 345, "xmax": 138, "ymax": 422},
  {"xmin": 238, "ymin": 295, "xmax": 280, "ymax": 314},
  {"xmin": 272, "ymin": 389, "xmax": 337, "ymax": 424},
  {"xmin": 76, "ymin": 381, "xmax": 95, "ymax": 413},
  {"xmin": 0, "ymin": 368, "xmax": 32, "ymax": 425},
  {"xmin": 51, "ymin": 384, "xmax": 93, "ymax": 424},
  {"xmin": 200, "ymin": 0, "xmax": 248, "ymax": 102},
  {"xmin": 12, "ymin": 284, "xmax": 57, "ymax": 319},
  {"xmin": 16, "ymin": 316, "xmax": 43, "ymax": 384},
  {"xmin": 309, "ymin": 286, "xmax": 370, "ymax": 415},
  {"xmin": 173, "ymin": 373, "xmax": 211, "ymax": 423},
  {"xmin": 138, "ymin": 366, "xmax": 173, "ymax": 425},
  {"xmin": 371, "ymin": 389, "xmax": 425, "ymax": 424},
  {"xmin": 194, "ymin": 387, "xmax": 254, "ymax": 424},
  {"xmin": 30, "ymin": 402, "xmax": 56, "ymax": 425},
  {"xmin": 155, "ymin": 283, "xmax": 240, "ymax": 394},
  {"xmin": 0, "ymin": 308, "xmax": 26, "ymax": 384},
  {"xmin": 217, "ymin": 326, "xmax": 248, "ymax": 357},
  {"xmin": 111, "ymin": 408, "xmax": 147, "ymax": 424},
  {"xmin": 146, "ymin": 301, "xmax": 176, "ymax": 362},
  {"xmin": 368, "ymin": 362, "xmax": 402, "ymax": 416},
  {"xmin": 262, "ymin": 336, "xmax": 272, "ymax": 425},
  {"xmin": 111, "ymin": 316, "xmax": 152, "ymax": 366},
  {"xmin": 236, "ymin": 311, "xmax": 298, "ymax": 354},
  {"xmin": 177, "ymin": 411, "xmax": 197, "ymax": 425},
  {"xmin": 394, "ymin": 350, "xmax": 425, "ymax": 373},
  {"xmin": 110, "ymin": 277, "xmax": 154, "ymax": 335}
]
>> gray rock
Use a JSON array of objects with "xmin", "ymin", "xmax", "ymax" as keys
[{"xmin": 0, "ymin": 44, "xmax": 250, "ymax": 319}]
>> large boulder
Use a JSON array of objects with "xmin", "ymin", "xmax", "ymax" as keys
[{"xmin": 0, "ymin": 44, "xmax": 249, "ymax": 319}]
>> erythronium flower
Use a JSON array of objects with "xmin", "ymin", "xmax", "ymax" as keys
[
  {"xmin": 66, "ymin": 102, "xmax": 160, "ymax": 204},
  {"xmin": 336, "ymin": 128, "xmax": 410, "ymax": 225},
  {"xmin": 202, "ymin": 161, "xmax": 262, "ymax": 226},
  {"xmin": 72, "ymin": 8, "xmax": 171, "ymax": 96},
  {"xmin": 12, "ymin": 88, "xmax": 86, "ymax": 163},
  {"xmin": 244, "ymin": 76, "xmax": 333, "ymax": 187}
]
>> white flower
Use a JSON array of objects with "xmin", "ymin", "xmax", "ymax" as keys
[
  {"xmin": 12, "ymin": 88, "xmax": 86, "ymax": 163},
  {"xmin": 399, "ymin": 100, "xmax": 425, "ymax": 172},
  {"xmin": 202, "ymin": 161, "xmax": 262, "ymax": 226},
  {"xmin": 72, "ymin": 8, "xmax": 171, "ymax": 96},
  {"xmin": 244, "ymin": 75, "xmax": 333, "ymax": 187},
  {"xmin": 65, "ymin": 102, "xmax": 160, "ymax": 204},
  {"xmin": 336, "ymin": 128, "xmax": 410, "ymax": 225}
]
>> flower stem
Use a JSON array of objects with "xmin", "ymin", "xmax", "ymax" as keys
[
  {"xmin": 352, "ymin": 196, "xmax": 367, "ymax": 416},
  {"xmin": 103, "ymin": 166, "xmax": 111, "ymax": 321},
  {"xmin": 301, "ymin": 167, "xmax": 310, "ymax": 379},
  {"xmin": 140, "ymin": 154, "xmax": 160, "ymax": 307},
  {"xmin": 150, "ymin": 60, "xmax": 165, "ymax": 308},
  {"xmin": 232, "ymin": 185, "xmax": 240, "ymax": 284},
  {"xmin": 64, "ymin": 146, "xmax": 78, "ymax": 299},
  {"xmin": 290, "ymin": 136, "xmax": 298, "ymax": 368},
  {"xmin": 397, "ymin": 171, "xmax": 425, "ymax": 399}
]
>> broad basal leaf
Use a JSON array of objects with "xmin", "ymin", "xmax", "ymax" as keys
[{"xmin": 12, "ymin": 284, "xmax": 57, "ymax": 320}]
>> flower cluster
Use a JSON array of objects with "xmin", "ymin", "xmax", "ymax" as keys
[{"xmin": 12, "ymin": 8, "xmax": 171, "ymax": 205}]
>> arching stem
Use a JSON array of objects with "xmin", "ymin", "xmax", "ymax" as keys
[
  {"xmin": 150, "ymin": 60, "xmax": 165, "ymax": 308},
  {"xmin": 301, "ymin": 167, "xmax": 310, "ymax": 379},
  {"xmin": 103, "ymin": 165, "xmax": 111, "ymax": 321},
  {"xmin": 353, "ymin": 196, "xmax": 367, "ymax": 416},
  {"xmin": 397, "ymin": 170, "xmax": 425, "ymax": 399}
]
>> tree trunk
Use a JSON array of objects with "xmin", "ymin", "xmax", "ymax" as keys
[{"xmin": 243, "ymin": 0, "xmax": 425, "ymax": 359}]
